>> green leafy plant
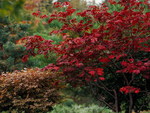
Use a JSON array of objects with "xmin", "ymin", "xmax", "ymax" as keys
[{"xmin": 50, "ymin": 99, "xmax": 113, "ymax": 113}]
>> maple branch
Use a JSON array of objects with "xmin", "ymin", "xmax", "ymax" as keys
[
  {"xmin": 94, "ymin": 81, "xmax": 115, "ymax": 98},
  {"xmin": 123, "ymin": 74, "xmax": 129, "ymax": 85},
  {"xmin": 89, "ymin": 83, "xmax": 116, "ymax": 112},
  {"xmin": 129, "ymin": 73, "xmax": 136, "ymax": 85},
  {"xmin": 113, "ymin": 89, "xmax": 119, "ymax": 113},
  {"xmin": 97, "ymin": 96, "xmax": 115, "ymax": 112}
]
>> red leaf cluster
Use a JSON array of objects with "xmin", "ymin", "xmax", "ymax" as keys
[
  {"xmin": 22, "ymin": 0, "xmax": 150, "ymax": 95},
  {"xmin": 117, "ymin": 59, "xmax": 150, "ymax": 75},
  {"xmin": 120, "ymin": 86, "xmax": 140, "ymax": 94},
  {"xmin": 21, "ymin": 35, "xmax": 53, "ymax": 58},
  {"xmin": 32, "ymin": 11, "xmax": 40, "ymax": 16}
]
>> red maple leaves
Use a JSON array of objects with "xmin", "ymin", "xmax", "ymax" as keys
[
  {"xmin": 22, "ymin": 0, "xmax": 150, "ymax": 95},
  {"xmin": 120, "ymin": 86, "xmax": 141, "ymax": 94}
]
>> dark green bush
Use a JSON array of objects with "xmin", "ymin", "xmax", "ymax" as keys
[{"xmin": 0, "ymin": 17, "xmax": 32, "ymax": 74}]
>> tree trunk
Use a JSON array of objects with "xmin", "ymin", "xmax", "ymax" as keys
[
  {"xmin": 113, "ymin": 90, "xmax": 119, "ymax": 113},
  {"xmin": 125, "ymin": 93, "xmax": 133, "ymax": 113}
]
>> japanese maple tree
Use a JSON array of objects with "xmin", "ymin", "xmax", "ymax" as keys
[{"xmin": 21, "ymin": 0, "xmax": 150, "ymax": 112}]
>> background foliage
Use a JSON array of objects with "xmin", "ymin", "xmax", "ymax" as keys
[{"xmin": 0, "ymin": 17, "xmax": 32, "ymax": 74}]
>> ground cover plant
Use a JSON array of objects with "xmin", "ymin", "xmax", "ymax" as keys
[
  {"xmin": 50, "ymin": 99, "xmax": 113, "ymax": 113},
  {"xmin": 21, "ymin": 0, "xmax": 150, "ymax": 113},
  {"xmin": 0, "ymin": 68, "xmax": 65, "ymax": 112}
]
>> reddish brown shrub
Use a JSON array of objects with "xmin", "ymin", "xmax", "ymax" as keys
[{"xmin": 0, "ymin": 68, "xmax": 65, "ymax": 112}]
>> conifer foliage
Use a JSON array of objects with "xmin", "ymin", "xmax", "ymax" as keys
[{"xmin": 0, "ymin": 17, "xmax": 31, "ymax": 74}]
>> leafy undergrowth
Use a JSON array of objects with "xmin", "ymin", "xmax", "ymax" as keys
[
  {"xmin": 1, "ymin": 100, "xmax": 150, "ymax": 113},
  {"xmin": 49, "ymin": 99, "xmax": 113, "ymax": 113}
]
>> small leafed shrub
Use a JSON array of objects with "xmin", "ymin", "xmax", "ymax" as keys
[
  {"xmin": 0, "ymin": 68, "xmax": 65, "ymax": 112},
  {"xmin": 50, "ymin": 99, "xmax": 112, "ymax": 113}
]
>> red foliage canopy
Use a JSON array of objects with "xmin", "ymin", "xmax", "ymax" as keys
[{"xmin": 21, "ymin": 0, "xmax": 150, "ymax": 95}]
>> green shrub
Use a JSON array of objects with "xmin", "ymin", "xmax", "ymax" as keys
[
  {"xmin": 50, "ymin": 99, "xmax": 113, "ymax": 113},
  {"xmin": 28, "ymin": 52, "xmax": 57, "ymax": 68},
  {"xmin": 0, "ymin": 17, "xmax": 32, "ymax": 74},
  {"xmin": 62, "ymin": 86, "xmax": 100, "ymax": 105},
  {"xmin": 0, "ymin": 68, "xmax": 65, "ymax": 112}
]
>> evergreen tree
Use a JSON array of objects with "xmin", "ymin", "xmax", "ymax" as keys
[
  {"xmin": 0, "ymin": 0, "xmax": 25, "ymax": 19},
  {"xmin": 0, "ymin": 17, "xmax": 31, "ymax": 74}
]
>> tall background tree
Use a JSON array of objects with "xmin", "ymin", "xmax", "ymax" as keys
[
  {"xmin": 70, "ymin": 0, "xmax": 87, "ymax": 10},
  {"xmin": 0, "ymin": 0, "xmax": 26, "ymax": 19},
  {"xmin": 0, "ymin": 0, "xmax": 32, "ymax": 74}
]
